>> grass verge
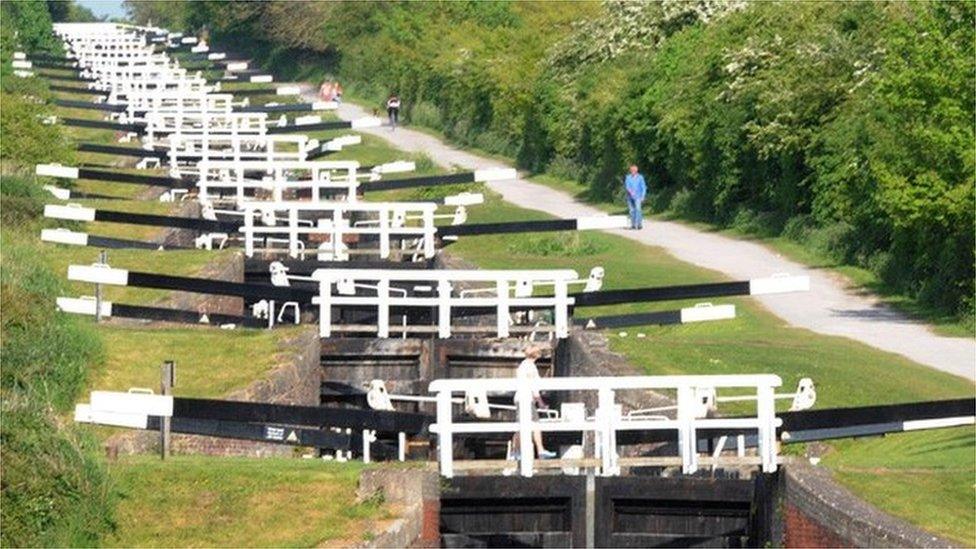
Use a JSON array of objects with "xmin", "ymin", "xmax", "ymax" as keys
[
  {"xmin": 822, "ymin": 427, "xmax": 975, "ymax": 545},
  {"xmin": 92, "ymin": 324, "xmax": 294, "ymax": 398},
  {"xmin": 105, "ymin": 456, "xmax": 390, "ymax": 548}
]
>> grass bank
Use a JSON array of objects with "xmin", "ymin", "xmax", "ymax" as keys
[
  {"xmin": 105, "ymin": 456, "xmax": 390, "ymax": 547},
  {"xmin": 356, "ymin": 128, "xmax": 975, "ymax": 542}
]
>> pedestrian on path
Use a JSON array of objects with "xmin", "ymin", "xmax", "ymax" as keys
[
  {"xmin": 624, "ymin": 164, "xmax": 646, "ymax": 230},
  {"xmin": 333, "ymin": 81, "xmax": 343, "ymax": 105},
  {"xmin": 386, "ymin": 93, "xmax": 401, "ymax": 130},
  {"xmin": 319, "ymin": 80, "xmax": 334, "ymax": 102}
]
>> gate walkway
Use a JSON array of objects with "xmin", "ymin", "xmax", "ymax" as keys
[{"xmin": 311, "ymin": 89, "xmax": 975, "ymax": 381}]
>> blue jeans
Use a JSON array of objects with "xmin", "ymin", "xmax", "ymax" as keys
[{"xmin": 627, "ymin": 196, "xmax": 643, "ymax": 229}]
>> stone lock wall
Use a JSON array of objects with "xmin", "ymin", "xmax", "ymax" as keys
[
  {"xmin": 106, "ymin": 325, "xmax": 321, "ymax": 458},
  {"xmin": 781, "ymin": 461, "xmax": 957, "ymax": 548},
  {"xmin": 356, "ymin": 467, "xmax": 441, "ymax": 548}
]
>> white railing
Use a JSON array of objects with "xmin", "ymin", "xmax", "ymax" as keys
[
  {"xmin": 168, "ymin": 134, "xmax": 310, "ymax": 175},
  {"xmin": 196, "ymin": 160, "xmax": 361, "ymax": 205},
  {"xmin": 121, "ymin": 92, "xmax": 241, "ymax": 124},
  {"xmin": 240, "ymin": 201, "xmax": 438, "ymax": 260},
  {"xmin": 311, "ymin": 269, "xmax": 577, "ymax": 338},
  {"xmin": 107, "ymin": 77, "xmax": 214, "ymax": 98},
  {"xmin": 428, "ymin": 374, "xmax": 783, "ymax": 478},
  {"xmin": 145, "ymin": 111, "xmax": 268, "ymax": 148}
]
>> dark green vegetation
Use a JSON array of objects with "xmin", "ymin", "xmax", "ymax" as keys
[
  {"xmin": 1, "ymin": 3, "xmax": 117, "ymax": 546},
  {"xmin": 142, "ymin": 0, "xmax": 975, "ymax": 328}
]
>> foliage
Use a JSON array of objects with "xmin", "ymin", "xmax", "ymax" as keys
[
  {"xmin": 1, "ymin": 0, "xmax": 59, "ymax": 52},
  {"xmin": 1, "ymin": 396, "xmax": 116, "ymax": 547},
  {"xmin": 0, "ymin": 223, "xmax": 114, "ymax": 546},
  {"xmin": 0, "ymin": 89, "xmax": 73, "ymax": 167},
  {"xmin": 48, "ymin": 1, "xmax": 101, "ymax": 23},
  {"xmin": 172, "ymin": 2, "xmax": 973, "ymax": 320},
  {"xmin": 1, "ymin": 5, "xmax": 115, "ymax": 543}
]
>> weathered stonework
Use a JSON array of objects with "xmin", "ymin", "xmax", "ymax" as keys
[
  {"xmin": 160, "ymin": 250, "xmax": 245, "ymax": 316},
  {"xmin": 105, "ymin": 325, "xmax": 320, "ymax": 457},
  {"xmin": 356, "ymin": 466, "xmax": 441, "ymax": 548},
  {"xmin": 156, "ymin": 199, "xmax": 201, "ymax": 248},
  {"xmin": 782, "ymin": 461, "xmax": 958, "ymax": 548}
]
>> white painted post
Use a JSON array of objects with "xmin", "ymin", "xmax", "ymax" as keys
[
  {"xmin": 377, "ymin": 278, "xmax": 390, "ymax": 338},
  {"xmin": 244, "ymin": 212, "xmax": 254, "ymax": 257},
  {"xmin": 757, "ymin": 384, "xmax": 776, "ymax": 472},
  {"xmin": 437, "ymin": 390, "xmax": 453, "ymax": 477},
  {"xmin": 398, "ymin": 432, "xmax": 406, "ymax": 462},
  {"xmin": 318, "ymin": 281, "xmax": 332, "ymax": 338},
  {"xmin": 517, "ymin": 385, "xmax": 534, "ymax": 477},
  {"xmin": 362, "ymin": 429, "xmax": 371, "ymax": 463},
  {"xmin": 437, "ymin": 279, "xmax": 452, "ymax": 338},
  {"xmin": 422, "ymin": 208, "xmax": 435, "ymax": 258},
  {"xmin": 597, "ymin": 387, "xmax": 614, "ymax": 475},
  {"xmin": 288, "ymin": 208, "xmax": 299, "ymax": 258},
  {"xmin": 555, "ymin": 281, "xmax": 569, "ymax": 338},
  {"xmin": 496, "ymin": 279, "xmax": 510, "ymax": 338},
  {"xmin": 379, "ymin": 207, "xmax": 390, "ymax": 259},
  {"xmin": 677, "ymin": 385, "xmax": 696, "ymax": 474}
]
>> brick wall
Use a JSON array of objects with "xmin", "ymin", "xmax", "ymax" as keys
[
  {"xmin": 784, "ymin": 502, "xmax": 852, "ymax": 547},
  {"xmin": 357, "ymin": 467, "xmax": 441, "ymax": 548}
]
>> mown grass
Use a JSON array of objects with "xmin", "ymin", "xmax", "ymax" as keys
[
  {"xmin": 823, "ymin": 427, "xmax": 976, "ymax": 546},
  {"xmin": 105, "ymin": 456, "xmax": 390, "ymax": 548},
  {"xmin": 92, "ymin": 324, "xmax": 293, "ymax": 398},
  {"xmin": 49, "ymin": 197, "xmax": 179, "ymax": 241},
  {"xmin": 42, "ymin": 245, "xmax": 234, "ymax": 305}
]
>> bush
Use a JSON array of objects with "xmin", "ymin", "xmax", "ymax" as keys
[
  {"xmin": 547, "ymin": 155, "xmax": 585, "ymax": 183},
  {"xmin": 729, "ymin": 208, "xmax": 782, "ymax": 238},
  {"xmin": 409, "ymin": 100, "xmax": 442, "ymax": 129},
  {"xmin": 0, "ymin": 173, "xmax": 48, "ymax": 227},
  {"xmin": 781, "ymin": 215, "xmax": 816, "ymax": 242},
  {"xmin": 0, "ymin": 92, "xmax": 73, "ymax": 167},
  {"xmin": 410, "ymin": 152, "xmax": 436, "ymax": 173},
  {"xmin": 507, "ymin": 232, "xmax": 609, "ymax": 257},
  {"xmin": 1, "ymin": 4, "xmax": 115, "ymax": 540}
]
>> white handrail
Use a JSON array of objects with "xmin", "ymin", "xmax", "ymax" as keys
[
  {"xmin": 312, "ymin": 269, "xmax": 577, "ymax": 339},
  {"xmin": 240, "ymin": 201, "xmax": 438, "ymax": 260},
  {"xmin": 428, "ymin": 374, "xmax": 783, "ymax": 478}
]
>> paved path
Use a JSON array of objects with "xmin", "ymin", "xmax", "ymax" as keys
[{"xmin": 330, "ymin": 96, "xmax": 975, "ymax": 381}]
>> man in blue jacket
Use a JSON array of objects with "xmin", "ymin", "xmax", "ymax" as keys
[{"xmin": 624, "ymin": 164, "xmax": 647, "ymax": 230}]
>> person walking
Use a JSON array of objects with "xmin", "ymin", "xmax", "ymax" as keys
[
  {"xmin": 624, "ymin": 164, "xmax": 647, "ymax": 230},
  {"xmin": 333, "ymin": 81, "xmax": 343, "ymax": 105},
  {"xmin": 319, "ymin": 80, "xmax": 334, "ymax": 102},
  {"xmin": 386, "ymin": 93, "xmax": 401, "ymax": 130},
  {"xmin": 510, "ymin": 347, "xmax": 557, "ymax": 461}
]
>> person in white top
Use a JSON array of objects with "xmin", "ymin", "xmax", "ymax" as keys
[
  {"xmin": 386, "ymin": 94, "xmax": 401, "ymax": 130},
  {"xmin": 511, "ymin": 346, "xmax": 557, "ymax": 460}
]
